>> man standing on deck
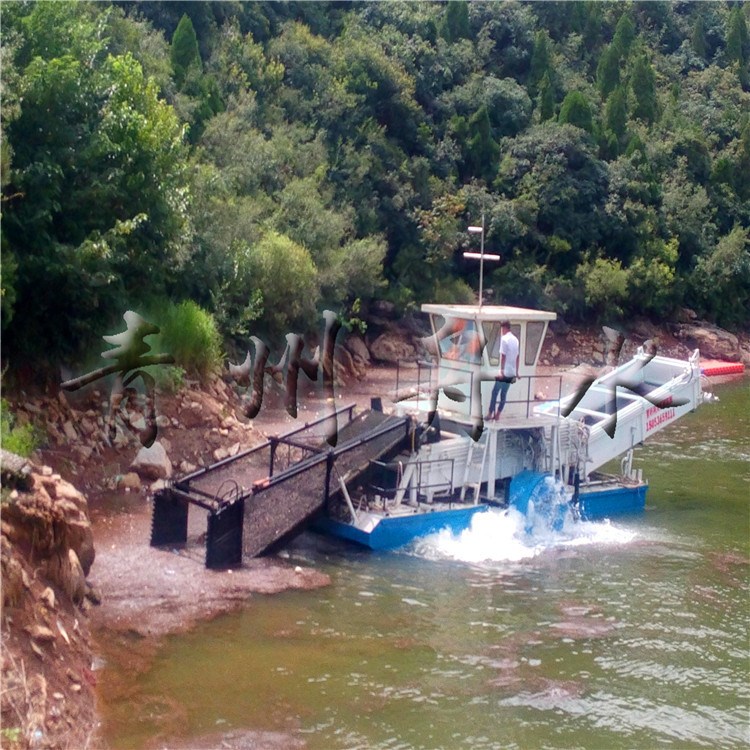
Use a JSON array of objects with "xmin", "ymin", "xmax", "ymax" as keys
[{"xmin": 487, "ymin": 320, "xmax": 519, "ymax": 420}]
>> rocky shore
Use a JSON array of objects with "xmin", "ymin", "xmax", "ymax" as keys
[{"xmin": 1, "ymin": 316, "xmax": 747, "ymax": 749}]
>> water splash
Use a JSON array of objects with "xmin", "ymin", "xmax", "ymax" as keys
[{"xmin": 412, "ymin": 476, "xmax": 636, "ymax": 564}]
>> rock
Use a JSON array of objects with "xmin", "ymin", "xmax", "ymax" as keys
[
  {"xmin": 74, "ymin": 445, "xmax": 94, "ymax": 462},
  {"xmin": 130, "ymin": 440, "xmax": 172, "ymax": 480},
  {"xmin": 0, "ymin": 449, "xmax": 33, "ymax": 490},
  {"xmin": 673, "ymin": 322, "xmax": 740, "ymax": 361},
  {"xmin": 369, "ymin": 332, "xmax": 417, "ymax": 363},
  {"xmin": 550, "ymin": 318, "xmax": 571, "ymax": 336},
  {"xmin": 213, "ymin": 446, "xmax": 229, "ymax": 462},
  {"xmin": 156, "ymin": 415, "xmax": 171, "ymax": 429},
  {"xmin": 550, "ymin": 343, "xmax": 560, "ymax": 359},
  {"xmin": 66, "ymin": 549, "xmax": 86, "ymax": 605},
  {"xmin": 40, "ymin": 588, "xmax": 56, "ymax": 609},
  {"xmin": 150, "ymin": 479, "xmax": 169, "ymax": 493},
  {"xmin": 344, "ymin": 334, "xmax": 371, "ymax": 365},
  {"xmin": 179, "ymin": 460, "xmax": 198, "ymax": 474},
  {"xmin": 42, "ymin": 477, "xmax": 86, "ymax": 510},
  {"xmin": 2, "ymin": 553, "xmax": 26, "ymax": 608},
  {"xmin": 130, "ymin": 415, "xmax": 147, "ymax": 432},
  {"xmin": 62, "ymin": 421, "xmax": 78, "ymax": 442},
  {"xmin": 26, "ymin": 625, "xmax": 56, "ymax": 643},
  {"xmin": 228, "ymin": 442, "xmax": 241, "ymax": 457},
  {"xmin": 677, "ymin": 307, "xmax": 698, "ymax": 323},
  {"xmin": 370, "ymin": 300, "xmax": 397, "ymax": 319},
  {"xmin": 79, "ymin": 417, "xmax": 97, "ymax": 436},
  {"xmin": 179, "ymin": 401, "xmax": 205, "ymax": 429},
  {"xmin": 117, "ymin": 472, "xmax": 142, "ymax": 492}
]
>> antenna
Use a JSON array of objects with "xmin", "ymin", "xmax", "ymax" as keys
[{"xmin": 464, "ymin": 213, "xmax": 500, "ymax": 308}]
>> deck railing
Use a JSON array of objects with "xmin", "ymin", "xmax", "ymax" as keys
[{"xmin": 395, "ymin": 359, "xmax": 564, "ymax": 421}]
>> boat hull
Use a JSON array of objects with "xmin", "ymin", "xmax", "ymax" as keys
[
  {"xmin": 313, "ymin": 505, "xmax": 489, "ymax": 551},
  {"xmin": 577, "ymin": 482, "xmax": 647, "ymax": 520}
]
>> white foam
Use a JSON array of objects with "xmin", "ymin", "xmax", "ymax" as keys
[{"xmin": 412, "ymin": 493, "xmax": 637, "ymax": 564}]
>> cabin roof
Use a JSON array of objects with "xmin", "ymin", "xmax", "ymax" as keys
[{"xmin": 421, "ymin": 303, "xmax": 556, "ymax": 322}]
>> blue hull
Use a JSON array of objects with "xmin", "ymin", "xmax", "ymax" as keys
[
  {"xmin": 313, "ymin": 505, "xmax": 489, "ymax": 551},
  {"xmin": 577, "ymin": 483, "xmax": 647, "ymax": 520}
]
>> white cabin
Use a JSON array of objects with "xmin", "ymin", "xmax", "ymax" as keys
[{"xmin": 420, "ymin": 303, "xmax": 557, "ymax": 424}]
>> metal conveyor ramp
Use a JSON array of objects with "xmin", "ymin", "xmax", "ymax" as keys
[{"xmin": 150, "ymin": 405, "xmax": 412, "ymax": 566}]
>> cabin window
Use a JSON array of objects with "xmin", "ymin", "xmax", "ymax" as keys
[
  {"xmin": 525, "ymin": 321, "xmax": 546, "ymax": 366},
  {"xmin": 484, "ymin": 321, "xmax": 521, "ymax": 367},
  {"xmin": 445, "ymin": 319, "xmax": 482, "ymax": 364}
]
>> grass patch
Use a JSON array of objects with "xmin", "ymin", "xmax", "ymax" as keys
[
  {"xmin": 153, "ymin": 300, "xmax": 223, "ymax": 380},
  {"xmin": 1, "ymin": 399, "xmax": 39, "ymax": 457}
]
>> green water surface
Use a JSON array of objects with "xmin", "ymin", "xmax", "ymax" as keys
[{"xmin": 96, "ymin": 379, "xmax": 749, "ymax": 750}]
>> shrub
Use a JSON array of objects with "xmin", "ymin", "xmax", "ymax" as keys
[
  {"xmin": 154, "ymin": 301, "xmax": 223, "ymax": 380},
  {"xmin": 1, "ymin": 399, "xmax": 39, "ymax": 457},
  {"xmin": 578, "ymin": 256, "xmax": 630, "ymax": 320}
]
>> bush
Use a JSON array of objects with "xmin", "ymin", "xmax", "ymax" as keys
[
  {"xmin": 578, "ymin": 256, "xmax": 630, "ymax": 320},
  {"xmin": 154, "ymin": 301, "xmax": 223, "ymax": 380},
  {"xmin": 150, "ymin": 364, "xmax": 186, "ymax": 395},
  {"xmin": 1, "ymin": 399, "xmax": 39, "ymax": 457}
]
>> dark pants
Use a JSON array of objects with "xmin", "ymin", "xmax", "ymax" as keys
[{"xmin": 489, "ymin": 377, "xmax": 513, "ymax": 415}]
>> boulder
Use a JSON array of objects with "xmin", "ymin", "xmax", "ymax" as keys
[
  {"xmin": 369, "ymin": 331, "xmax": 417, "ymax": 363},
  {"xmin": 117, "ymin": 472, "xmax": 142, "ymax": 492},
  {"xmin": 673, "ymin": 323, "xmax": 740, "ymax": 362},
  {"xmin": 343, "ymin": 334, "xmax": 371, "ymax": 365},
  {"xmin": 130, "ymin": 440, "xmax": 172, "ymax": 480}
]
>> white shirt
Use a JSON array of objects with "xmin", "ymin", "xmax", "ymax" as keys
[{"xmin": 499, "ymin": 330, "xmax": 519, "ymax": 378}]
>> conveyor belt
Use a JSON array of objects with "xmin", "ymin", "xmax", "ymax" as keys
[{"xmin": 151, "ymin": 407, "xmax": 412, "ymax": 564}]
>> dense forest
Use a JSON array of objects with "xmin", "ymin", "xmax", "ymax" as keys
[{"xmin": 2, "ymin": 1, "xmax": 749, "ymax": 372}]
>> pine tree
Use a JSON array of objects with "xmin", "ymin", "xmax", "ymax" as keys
[
  {"xmin": 467, "ymin": 106, "xmax": 500, "ymax": 183},
  {"xmin": 537, "ymin": 72, "xmax": 555, "ymax": 122},
  {"xmin": 605, "ymin": 85, "xmax": 628, "ymax": 143},
  {"xmin": 171, "ymin": 13, "xmax": 201, "ymax": 88},
  {"xmin": 558, "ymin": 91, "xmax": 593, "ymax": 133},
  {"xmin": 440, "ymin": 0, "xmax": 470, "ymax": 44},
  {"xmin": 529, "ymin": 31, "xmax": 551, "ymax": 96},
  {"xmin": 691, "ymin": 14, "xmax": 707, "ymax": 60},
  {"xmin": 631, "ymin": 55, "xmax": 658, "ymax": 124},
  {"xmin": 726, "ymin": 6, "xmax": 749, "ymax": 87},
  {"xmin": 735, "ymin": 123, "xmax": 750, "ymax": 201},
  {"xmin": 596, "ymin": 44, "xmax": 621, "ymax": 98},
  {"xmin": 612, "ymin": 13, "xmax": 636, "ymax": 57}
]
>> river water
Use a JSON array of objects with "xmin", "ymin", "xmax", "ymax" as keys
[{"xmin": 96, "ymin": 378, "xmax": 749, "ymax": 749}]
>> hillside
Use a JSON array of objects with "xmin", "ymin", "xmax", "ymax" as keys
[{"xmin": 1, "ymin": 1, "xmax": 749, "ymax": 383}]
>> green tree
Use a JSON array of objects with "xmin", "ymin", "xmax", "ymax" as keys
[
  {"xmin": 628, "ymin": 236, "xmax": 679, "ymax": 316},
  {"xmin": 726, "ymin": 5, "xmax": 749, "ymax": 64},
  {"xmin": 734, "ymin": 122, "xmax": 750, "ymax": 201},
  {"xmin": 440, "ymin": 1, "xmax": 470, "ymax": 44},
  {"xmin": 537, "ymin": 71, "xmax": 555, "ymax": 122},
  {"xmin": 691, "ymin": 14, "xmax": 707, "ymax": 60},
  {"xmin": 558, "ymin": 90, "xmax": 594, "ymax": 133},
  {"xmin": 467, "ymin": 106, "xmax": 500, "ymax": 183},
  {"xmin": 3, "ymin": 4, "xmax": 190, "ymax": 362},
  {"xmin": 171, "ymin": 13, "xmax": 202, "ymax": 87},
  {"xmin": 631, "ymin": 54, "xmax": 658, "ymax": 124},
  {"xmin": 579, "ymin": 256, "xmax": 630, "ymax": 320},
  {"xmin": 612, "ymin": 12, "xmax": 636, "ymax": 58},
  {"xmin": 693, "ymin": 225, "xmax": 750, "ymax": 327},
  {"xmin": 250, "ymin": 231, "xmax": 319, "ymax": 336},
  {"xmin": 495, "ymin": 124, "xmax": 609, "ymax": 270},
  {"xmin": 604, "ymin": 85, "xmax": 628, "ymax": 145},
  {"xmin": 529, "ymin": 30, "xmax": 552, "ymax": 95},
  {"xmin": 596, "ymin": 43, "xmax": 621, "ymax": 97}
]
